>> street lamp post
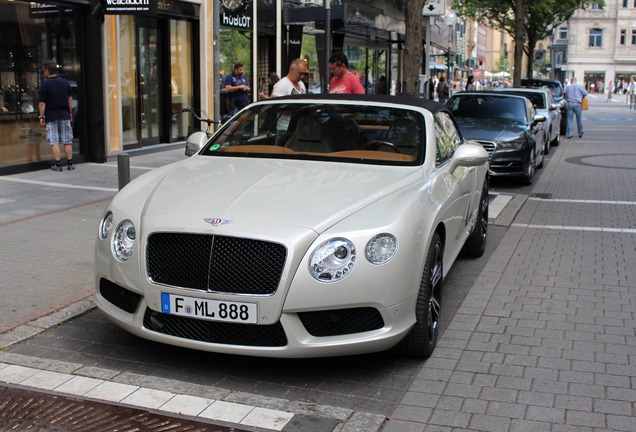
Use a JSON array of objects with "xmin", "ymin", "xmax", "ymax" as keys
[
  {"xmin": 443, "ymin": 13, "xmax": 457, "ymax": 81},
  {"xmin": 447, "ymin": 24, "xmax": 452, "ymax": 79}
]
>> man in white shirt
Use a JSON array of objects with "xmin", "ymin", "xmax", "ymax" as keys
[
  {"xmin": 272, "ymin": 58, "xmax": 308, "ymax": 97},
  {"xmin": 271, "ymin": 59, "xmax": 308, "ymax": 132}
]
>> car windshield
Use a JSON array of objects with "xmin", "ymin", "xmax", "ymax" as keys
[
  {"xmin": 200, "ymin": 102, "xmax": 424, "ymax": 166},
  {"xmin": 447, "ymin": 95, "xmax": 527, "ymax": 122}
]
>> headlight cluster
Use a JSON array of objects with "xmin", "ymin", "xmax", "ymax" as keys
[
  {"xmin": 497, "ymin": 138, "xmax": 525, "ymax": 149},
  {"xmin": 308, "ymin": 233, "xmax": 398, "ymax": 283},
  {"xmin": 99, "ymin": 211, "xmax": 136, "ymax": 262},
  {"xmin": 309, "ymin": 238, "xmax": 356, "ymax": 282}
]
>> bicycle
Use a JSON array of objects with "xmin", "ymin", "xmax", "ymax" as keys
[{"xmin": 180, "ymin": 106, "xmax": 218, "ymax": 135}]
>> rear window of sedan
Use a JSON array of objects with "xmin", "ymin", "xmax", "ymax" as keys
[
  {"xmin": 447, "ymin": 95, "xmax": 527, "ymax": 122},
  {"xmin": 201, "ymin": 103, "xmax": 425, "ymax": 166},
  {"xmin": 499, "ymin": 91, "xmax": 546, "ymax": 109}
]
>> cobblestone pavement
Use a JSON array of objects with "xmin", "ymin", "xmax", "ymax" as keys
[{"xmin": 1, "ymin": 94, "xmax": 635, "ymax": 431}]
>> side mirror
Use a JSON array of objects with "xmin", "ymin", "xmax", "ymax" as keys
[
  {"xmin": 185, "ymin": 131, "xmax": 209, "ymax": 157},
  {"xmin": 533, "ymin": 114, "xmax": 546, "ymax": 124},
  {"xmin": 550, "ymin": 103, "xmax": 559, "ymax": 111},
  {"xmin": 449, "ymin": 142, "xmax": 490, "ymax": 175}
]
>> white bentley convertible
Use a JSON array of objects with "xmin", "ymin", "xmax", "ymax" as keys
[{"xmin": 95, "ymin": 94, "xmax": 489, "ymax": 358}]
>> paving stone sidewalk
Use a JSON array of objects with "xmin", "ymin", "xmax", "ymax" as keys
[
  {"xmin": 382, "ymin": 94, "xmax": 636, "ymax": 432},
  {"xmin": 1, "ymin": 96, "xmax": 635, "ymax": 431}
]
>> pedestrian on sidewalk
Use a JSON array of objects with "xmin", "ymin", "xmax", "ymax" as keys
[
  {"xmin": 328, "ymin": 51, "xmax": 364, "ymax": 94},
  {"xmin": 258, "ymin": 72, "xmax": 280, "ymax": 100},
  {"xmin": 606, "ymin": 80, "xmax": 614, "ymax": 102},
  {"xmin": 465, "ymin": 75, "xmax": 475, "ymax": 91},
  {"xmin": 436, "ymin": 76, "xmax": 450, "ymax": 104},
  {"xmin": 269, "ymin": 58, "xmax": 309, "ymax": 133},
  {"xmin": 39, "ymin": 61, "xmax": 74, "ymax": 171},
  {"xmin": 224, "ymin": 62, "xmax": 251, "ymax": 115},
  {"xmin": 563, "ymin": 76, "xmax": 587, "ymax": 139},
  {"xmin": 271, "ymin": 58, "xmax": 308, "ymax": 97}
]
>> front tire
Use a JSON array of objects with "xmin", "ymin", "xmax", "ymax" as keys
[
  {"xmin": 462, "ymin": 177, "xmax": 489, "ymax": 257},
  {"xmin": 401, "ymin": 233, "xmax": 443, "ymax": 358},
  {"xmin": 551, "ymin": 128, "xmax": 560, "ymax": 147},
  {"xmin": 522, "ymin": 157, "xmax": 535, "ymax": 185}
]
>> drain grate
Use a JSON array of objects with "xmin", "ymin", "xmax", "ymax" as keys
[{"xmin": 0, "ymin": 384, "xmax": 248, "ymax": 432}]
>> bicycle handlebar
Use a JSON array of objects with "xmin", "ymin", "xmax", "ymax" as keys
[{"xmin": 181, "ymin": 107, "xmax": 218, "ymax": 125}]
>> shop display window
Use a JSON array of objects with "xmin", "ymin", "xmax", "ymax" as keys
[{"xmin": 0, "ymin": 0, "xmax": 80, "ymax": 167}]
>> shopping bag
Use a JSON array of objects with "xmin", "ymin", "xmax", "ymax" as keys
[{"xmin": 582, "ymin": 97, "xmax": 589, "ymax": 110}]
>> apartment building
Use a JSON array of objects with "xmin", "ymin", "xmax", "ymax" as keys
[{"xmin": 561, "ymin": 0, "xmax": 636, "ymax": 91}]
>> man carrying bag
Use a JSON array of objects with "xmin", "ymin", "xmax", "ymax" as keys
[{"xmin": 564, "ymin": 76, "xmax": 587, "ymax": 138}]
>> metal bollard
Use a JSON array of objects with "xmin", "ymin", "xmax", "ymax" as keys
[{"xmin": 117, "ymin": 153, "xmax": 130, "ymax": 190}]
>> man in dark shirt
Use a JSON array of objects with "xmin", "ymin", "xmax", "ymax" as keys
[
  {"xmin": 39, "ymin": 62, "xmax": 74, "ymax": 171},
  {"xmin": 224, "ymin": 63, "xmax": 251, "ymax": 115}
]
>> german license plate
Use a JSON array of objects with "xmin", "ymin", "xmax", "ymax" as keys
[{"xmin": 161, "ymin": 293, "xmax": 257, "ymax": 324}]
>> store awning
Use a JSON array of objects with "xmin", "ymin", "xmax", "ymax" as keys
[{"xmin": 430, "ymin": 63, "xmax": 448, "ymax": 71}]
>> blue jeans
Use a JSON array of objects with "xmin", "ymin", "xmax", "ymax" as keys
[{"xmin": 566, "ymin": 102, "xmax": 583, "ymax": 137}]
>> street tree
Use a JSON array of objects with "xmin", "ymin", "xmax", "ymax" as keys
[
  {"xmin": 450, "ymin": 0, "xmax": 601, "ymax": 86},
  {"xmin": 403, "ymin": 0, "xmax": 423, "ymax": 95}
]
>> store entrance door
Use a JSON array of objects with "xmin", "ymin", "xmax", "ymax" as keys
[{"xmin": 135, "ymin": 17, "xmax": 162, "ymax": 146}]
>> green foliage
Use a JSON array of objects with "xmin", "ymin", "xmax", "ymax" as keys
[
  {"xmin": 219, "ymin": 29, "xmax": 251, "ymax": 78},
  {"xmin": 450, "ymin": 0, "xmax": 603, "ymax": 82}
]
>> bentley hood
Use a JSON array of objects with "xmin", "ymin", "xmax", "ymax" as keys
[{"xmin": 134, "ymin": 156, "xmax": 419, "ymax": 233}]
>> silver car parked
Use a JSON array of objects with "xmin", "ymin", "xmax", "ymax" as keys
[{"xmin": 496, "ymin": 87, "xmax": 562, "ymax": 155}]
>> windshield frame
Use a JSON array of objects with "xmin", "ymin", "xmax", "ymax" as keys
[{"xmin": 199, "ymin": 101, "xmax": 427, "ymax": 167}]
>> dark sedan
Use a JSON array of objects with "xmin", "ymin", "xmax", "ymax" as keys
[{"xmin": 447, "ymin": 91, "xmax": 546, "ymax": 185}]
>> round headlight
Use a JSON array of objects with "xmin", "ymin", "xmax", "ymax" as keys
[
  {"xmin": 99, "ymin": 211, "xmax": 113, "ymax": 240},
  {"xmin": 309, "ymin": 238, "xmax": 356, "ymax": 282},
  {"xmin": 365, "ymin": 233, "xmax": 398, "ymax": 265},
  {"xmin": 112, "ymin": 220, "xmax": 136, "ymax": 261}
]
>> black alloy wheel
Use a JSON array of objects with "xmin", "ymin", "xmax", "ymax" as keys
[
  {"xmin": 522, "ymin": 156, "xmax": 535, "ymax": 185},
  {"xmin": 551, "ymin": 128, "xmax": 560, "ymax": 147},
  {"xmin": 401, "ymin": 232, "xmax": 443, "ymax": 358}
]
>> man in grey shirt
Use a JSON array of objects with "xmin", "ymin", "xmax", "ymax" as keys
[{"xmin": 564, "ymin": 76, "xmax": 588, "ymax": 138}]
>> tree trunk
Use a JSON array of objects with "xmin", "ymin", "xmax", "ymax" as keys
[
  {"xmin": 403, "ymin": 0, "xmax": 423, "ymax": 95},
  {"xmin": 513, "ymin": 0, "xmax": 525, "ymax": 86}
]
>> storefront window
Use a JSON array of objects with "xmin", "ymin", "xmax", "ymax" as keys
[
  {"xmin": 120, "ymin": 15, "xmax": 138, "ymax": 147},
  {"xmin": 171, "ymin": 20, "xmax": 193, "ymax": 139},
  {"xmin": 105, "ymin": 14, "xmax": 194, "ymax": 154},
  {"xmin": 0, "ymin": 0, "xmax": 80, "ymax": 168}
]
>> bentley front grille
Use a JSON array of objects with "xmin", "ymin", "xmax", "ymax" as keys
[{"xmin": 146, "ymin": 233, "xmax": 287, "ymax": 295}]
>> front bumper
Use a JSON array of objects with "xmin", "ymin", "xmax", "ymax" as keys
[
  {"xmin": 94, "ymin": 277, "xmax": 417, "ymax": 358},
  {"xmin": 488, "ymin": 146, "xmax": 531, "ymax": 177}
]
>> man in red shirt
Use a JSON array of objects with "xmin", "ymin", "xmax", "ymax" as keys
[{"xmin": 328, "ymin": 52, "xmax": 364, "ymax": 94}]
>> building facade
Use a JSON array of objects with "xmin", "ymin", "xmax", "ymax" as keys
[
  {"xmin": 0, "ymin": 0, "xmax": 203, "ymax": 173},
  {"xmin": 563, "ymin": 0, "xmax": 636, "ymax": 91},
  {"xmin": 6, "ymin": 1, "xmax": 538, "ymax": 173}
]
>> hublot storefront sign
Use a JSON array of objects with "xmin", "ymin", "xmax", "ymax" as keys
[{"xmin": 221, "ymin": 0, "xmax": 252, "ymax": 30}]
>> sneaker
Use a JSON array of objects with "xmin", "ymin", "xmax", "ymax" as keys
[
  {"xmin": 67, "ymin": 164, "xmax": 75, "ymax": 171},
  {"xmin": 51, "ymin": 165, "xmax": 63, "ymax": 172}
]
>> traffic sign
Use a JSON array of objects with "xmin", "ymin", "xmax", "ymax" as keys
[{"xmin": 422, "ymin": 0, "xmax": 446, "ymax": 17}]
